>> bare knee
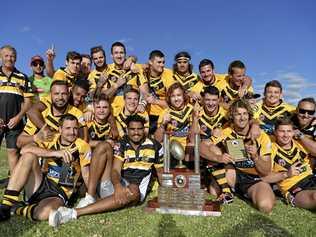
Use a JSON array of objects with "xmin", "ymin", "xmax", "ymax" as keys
[
  {"xmin": 95, "ymin": 142, "xmax": 113, "ymax": 155},
  {"xmin": 256, "ymin": 198, "xmax": 275, "ymax": 214}
]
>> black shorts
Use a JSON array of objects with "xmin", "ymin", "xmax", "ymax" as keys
[
  {"xmin": 26, "ymin": 176, "xmax": 68, "ymax": 205},
  {"xmin": 288, "ymin": 175, "xmax": 316, "ymax": 197},
  {"xmin": 0, "ymin": 128, "xmax": 22, "ymax": 149},
  {"xmin": 235, "ymin": 170, "xmax": 261, "ymax": 197}
]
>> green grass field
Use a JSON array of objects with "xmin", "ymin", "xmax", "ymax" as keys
[{"xmin": 0, "ymin": 148, "xmax": 315, "ymax": 237}]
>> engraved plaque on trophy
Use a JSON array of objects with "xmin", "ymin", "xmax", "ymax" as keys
[{"xmin": 226, "ymin": 139, "xmax": 248, "ymax": 162}]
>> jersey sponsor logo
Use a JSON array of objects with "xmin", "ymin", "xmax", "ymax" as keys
[{"xmin": 277, "ymin": 158, "xmax": 286, "ymax": 167}]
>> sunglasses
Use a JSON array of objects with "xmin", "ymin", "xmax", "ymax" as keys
[
  {"xmin": 31, "ymin": 61, "xmax": 44, "ymax": 67},
  {"xmin": 298, "ymin": 108, "xmax": 315, "ymax": 116}
]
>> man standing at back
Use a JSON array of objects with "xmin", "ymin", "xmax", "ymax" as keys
[{"xmin": 0, "ymin": 45, "xmax": 33, "ymax": 186}]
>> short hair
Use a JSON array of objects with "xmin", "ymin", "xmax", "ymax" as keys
[
  {"xmin": 59, "ymin": 113, "xmax": 78, "ymax": 127},
  {"xmin": 274, "ymin": 117, "xmax": 294, "ymax": 130},
  {"xmin": 229, "ymin": 99, "xmax": 253, "ymax": 121},
  {"xmin": 66, "ymin": 51, "xmax": 82, "ymax": 62},
  {"xmin": 228, "ymin": 60, "xmax": 246, "ymax": 75},
  {"xmin": 93, "ymin": 93, "xmax": 109, "ymax": 104},
  {"xmin": 111, "ymin": 42, "xmax": 126, "ymax": 54},
  {"xmin": 81, "ymin": 54, "xmax": 91, "ymax": 61},
  {"xmin": 123, "ymin": 86, "xmax": 140, "ymax": 99},
  {"xmin": 50, "ymin": 80, "xmax": 69, "ymax": 90},
  {"xmin": 264, "ymin": 80, "xmax": 283, "ymax": 94},
  {"xmin": 126, "ymin": 114, "xmax": 146, "ymax": 127},
  {"xmin": 166, "ymin": 82, "xmax": 189, "ymax": 107},
  {"xmin": 298, "ymin": 97, "xmax": 316, "ymax": 107},
  {"xmin": 149, "ymin": 50, "xmax": 164, "ymax": 60},
  {"xmin": 201, "ymin": 86, "xmax": 219, "ymax": 97},
  {"xmin": 199, "ymin": 59, "xmax": 214, "ymax": 71},
  {"xmin": 90, "ymin": 45, "xmax": 105, "ymax": 57},
  {"xmin": 73, "ymin": 79, "xmax": 90, "ymax": 92},
  {"xmin": 1, "ymin": 45, "xmax": 17, "ymax": 56}
]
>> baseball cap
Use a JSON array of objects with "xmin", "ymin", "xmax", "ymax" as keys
[{"xmin": 30, "ymin": 55, "xmax": 44, "ymax": 64}]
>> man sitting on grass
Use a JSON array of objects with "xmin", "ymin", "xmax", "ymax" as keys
[
  {"xmin": 262, "ymin": 118, "xmax": 316, "ymax": 209},
  {"xmin": 49, "ymin": 114, "xmax": 163, "ymax": 227},
  {"xmin": 0, "ymin": 114, "xmax": 91, "ymax": 222}
]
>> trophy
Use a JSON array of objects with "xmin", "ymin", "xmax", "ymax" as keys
[
  {"xmin": 146, "ymin": 132, "xmax": 221, "ymax": 216},
  {"xmin": 225, "ymin": 139, "xmax": 248, "ymax": 162}
]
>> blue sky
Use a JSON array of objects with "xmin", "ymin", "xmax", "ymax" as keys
[{"xmin": 1, "ymin": 0, "xmax": 315, "ymax": 104}]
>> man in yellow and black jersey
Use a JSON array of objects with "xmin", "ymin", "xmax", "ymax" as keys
[
  {"xmin": 254, "ymin": 80, "xmax": 295, "ymax": 135},
  {"xmin": 101, "ymin": 42, "xmax": 147, "ymax": 115},
  {"xmin": 172, "ymin": 51, "xmax": 200, "ymax": 92},
  {"xmin": 17, "ymin": 80, "xmax": 87, "ymax": 147},
  {"xmin": 87, "ymin": 46, "xmax": 108, "ymax": 93},
  {"xmin": 197, "ymin": 86, "xmax": 229, "ymax": 140},
  {"xmin": 291, "ymin": 97, "xmax": 316, "ymax": 171},
  {"xmin": 53, "ymin": 51, "xmax": 82, "ymax": 87},
  {"xmin": 216, "ymin": 60, "xmax": 254, "ymax": 109},
  {"xmin": 49, "ymin": 115, "xmax": 163, "ymax": 227},
  {"xmin": 0, "ymin": 114, "xmax": 91, "ymax": 222},
  {"xmin": 201, "ymin": 99, "xmax": 275, "ymax": 213},
  {"xmin": 0, "ymin": 45, "xmax": 33, "ymax": 176},
  {"xmin": 190, "ymin": 59, "xmax": 226, "ymax": 102},
  {"xmin": 142, "ymin": 50, "xmax": 175, "ymax": 134},
  {"xmin": 115, "ymin": 87, "xmax": 149, "ymax": 138},
  {"xmin": 262, "ymin": 119, "xmax": 316, "ymax": 209}
]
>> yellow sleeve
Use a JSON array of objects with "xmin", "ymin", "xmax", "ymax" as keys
[
  {"xmin": 88, "ymin": 71, "xmax": 97, "ymax": 91},
  {"xmin": 258, "ymin": 132, "xmax": 272, "ymax": 156},
  {"xmin": 23, "ymin": 119, "xmax": 37, "ymax": 135},
  {"xmin": 53, "ymin": 70, "xmax": 66, "ymax": 81}
]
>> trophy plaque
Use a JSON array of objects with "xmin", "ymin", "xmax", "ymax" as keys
[
  {"xmin": 225, "ymin": 139, "xmax": 248, "ymax": 162},
  {"xmin": 145, "ymin": 133, "xmax": 221, "ymax": 216}
]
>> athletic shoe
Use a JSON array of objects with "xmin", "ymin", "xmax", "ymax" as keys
[
  {"xmin": 216, "ymin": 192, "xmax": 234, "ymax": 205},
  {"xmin": 49, "ymin": 206, "xmax": 77, "ymax": 227},
  {"xmin": 0, "ymin": 204, "xmax": 11, "ymax": 221},
  {"xmin": 76, "ymin": 193, "xmax": 96, "ymax": 208}
]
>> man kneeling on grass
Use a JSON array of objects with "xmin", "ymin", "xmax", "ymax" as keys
[
  {"xmin": 0, "ymin": 114, "xmax": 91, "ymax": 222},
  {"xmin": 262, "ymin": 118, "xmax": 316, "ymax": 209},
  {"xmin": 49, "ymin": 114, "xmax": 163, "ymax": 227}
]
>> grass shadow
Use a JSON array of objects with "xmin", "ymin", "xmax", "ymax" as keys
[
  {"xmin": 219, "ymin": 213, "xmax": 293, "ymax": 237},
  {"xmin": 0, "ymin": 216, "xmax": 40, "ymax": 237},
  {"xmin": 158, "ymin": 214, "xmax": 185, "ymax": 237}
]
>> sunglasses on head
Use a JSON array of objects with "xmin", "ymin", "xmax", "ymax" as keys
[
  {"xmin": 298, "ymin": 108, "xmax": 315, "ymax": 115},
  {"xmin": 31, "ymin": 61, "xmax": 44, "ymax": 67}
]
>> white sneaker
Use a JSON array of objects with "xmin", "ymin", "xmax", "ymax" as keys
[
  {"xmin": 48, "ymin": 206, "xmax": 77, "ymax": 227},
  {"xmin": 76, "ymin": 193, "xmax": 96, "ymax": 208}
]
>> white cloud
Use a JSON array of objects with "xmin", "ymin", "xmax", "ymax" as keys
[
  {"xmin": 31, "ymin": 35, "xmax": 43, "ymax": 45},
  {"xmin": 20, "ymin": 26, "xmax": 31, "ymax": 33}
]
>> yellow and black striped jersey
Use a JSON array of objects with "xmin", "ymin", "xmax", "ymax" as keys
[
  {"xmin": 191, "ymin": 74, "xmax": 226, "ymax": 95},
  {"xmin": 87, "ymin": 120, "xmax": 111, "ymax": 141},
  {"xmin": 198, "ymin": 106, "xmax": 228, "ymax": 140},
  {"xmin": 158, "ymin": 104, "xmax": 193, "ymax": 147},
  {"xmin": 24, "ymin": 104, "xmax": 85, "ymax": 135},
  {"xmin": 114, "ymin": 136, "xmax": 163, "ymax": 184},
  {"xmin": 271, "ymin": 140, "xmax": 313, "ymax": 195},
  {"xmin": 216, "ymin": 127, "xmax": 272, "ymax": 175},
  {"xmin": 145, "ymin": 68, "xmax": 175, "ymax": 116},
  {"xmin": 39, "ymin": 134, "xmax": 91, "ymax": 198},
  {"xmin": 254, "ymin": 100, "xmax": 295, "ymax": 135},
  {"xmin": 53, "ymin": 68, "xmax": 77, "ymax": 87},
  {"xmin": 87, "ymin": 67, "xmax": 108, "ymax": 91},
  {"xmin": 172, "ymin": 72, "xmax": 200, "ymax": 91},
  {"xmin": 114, "ymin": 107, "xmax": 149, "ymax": 138},
  {"xmin": 217, "ymin": 76, "xmax": 253, "ymax": 104},
  {"xmin": 107, "ymin": 63, "xmax": 147, "ymax": 114},
  {"xmin": 0, "ymin": 67, "xmax": 33, "ymax": 125}
]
